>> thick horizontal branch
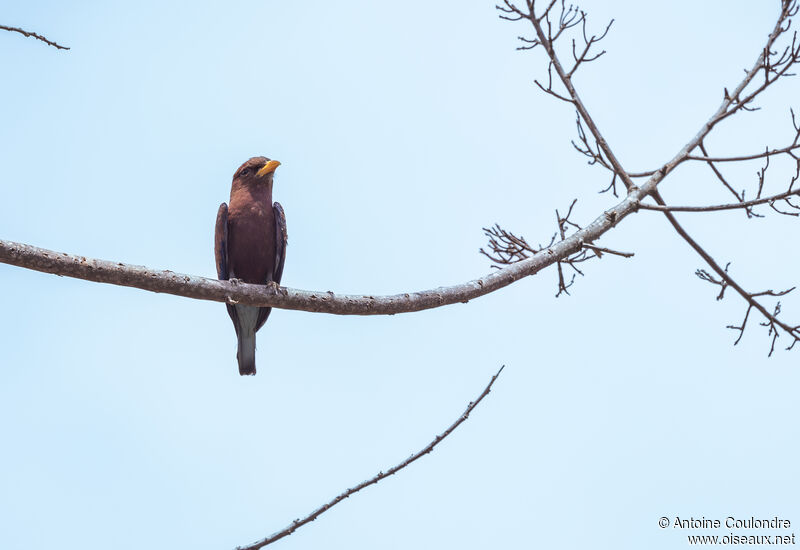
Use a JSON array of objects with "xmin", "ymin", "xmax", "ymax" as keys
[
  {"xmin": 0, "ymin": 24, "xmax": 70, "ymax": 50},
  {"xmin": 4, "ymin": 2, "xmax": 795, "ymax": 321},
  {"xmin": 0, "ymin": 6, "xmax": 780, "ymax": 317},
  {"xmin": 638, "ymin": 188, "xmax": 800, "ymax": 213},
  {"xmin": 235, "ymin": 366, "xmax": 504, "ymax": 550},
  {"xmin": 0, "ymin": 192, "xmax": 625, "ymax": 314}
]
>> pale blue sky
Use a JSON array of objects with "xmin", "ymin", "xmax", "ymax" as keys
[{"xmin": 1, "ymin": 2, "xmax": 798, "ymax": 549}]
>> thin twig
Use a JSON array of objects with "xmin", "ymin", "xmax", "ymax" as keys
[
  {"xmin": 581, "ymin": 243, "xmax": 634, "ymax": 258},
  {"xmin": 685, "ymin": 143, "xmax": 800, "ymax": 163},
  {"xmin": 0, "ymin": 24, "xmax": 70, "ymax": 50},
  {"xmin": 555, "ymin": 208, "xmax": 570, "ymax": 296},
  {"xmin": 698, "ymin": 141, "xmax": 748, "ymax": 204},
  {"xmin": 235, "ymin": 366, "xmax": 506, "ymax": 550},
  {"xmin": 638, "ymin": 188, "xmax": 800, "ymax": 213}
]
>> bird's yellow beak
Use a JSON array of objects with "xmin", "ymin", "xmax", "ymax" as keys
[{"xmin": 257, "ymin": 160, "xmax": 281, "ymax": 177}]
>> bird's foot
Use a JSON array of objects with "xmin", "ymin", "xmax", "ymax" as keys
[{"xmin": 266, "ymin": 280, "xmax": 281, "ymax": 293}]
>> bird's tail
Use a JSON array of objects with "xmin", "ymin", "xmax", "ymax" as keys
[{"xmin": 236, "ymin": 329, "xmax": 257, "ymax": 376}]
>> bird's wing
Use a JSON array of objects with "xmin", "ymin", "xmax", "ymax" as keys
[
  {"xmin": 272, "ymin": 201, "xmax": 288, "ymax": 285},
  {"xmin": 214, "ymin": 203, "xmax": 229, "ymax": 280},
  {"xmin": 216, "ymin": 202, "xmax": 240, "ymax": 330},
  {"xmin": 253, "ymin": 201, "xmax": 287, "ymax": 332}
]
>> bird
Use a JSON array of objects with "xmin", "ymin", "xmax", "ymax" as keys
[{"xmin": 215, "ymin": 156, "xmax": 287, "ymax": 375}]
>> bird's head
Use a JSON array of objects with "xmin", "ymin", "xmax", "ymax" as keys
[{"xmin": 233, "ymin": 156, "xmax": 281, "ymax": 186}]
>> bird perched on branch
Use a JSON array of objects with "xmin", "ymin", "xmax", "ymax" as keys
[{"xmin": 215, "ymin": 157, "xmax": 287, "ymax": 375}]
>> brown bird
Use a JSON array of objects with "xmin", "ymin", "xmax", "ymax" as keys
[{"xmin": 215, "ymin": 157, "xmax": 287, "ymax": 375}]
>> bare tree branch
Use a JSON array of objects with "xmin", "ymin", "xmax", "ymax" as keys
[
  {"xmin": 638, "ymin": 188, "xmax": 800, "ymax": 213},
  {"xmin": 554, "ymin": 205, "xmax": 574, "ymax": 297},
  {"xmin": 685, "ymin": 144, "xmax": 800, "ymax": 163},
  {"xmin": 0, "ymin": 185, "xmax": 627, "ymax": 315},
  {"xmin": 512, "ymin": 1, "xmax": 637, "ymax": 192},
  {"xmin": 567, "ymin": 17, "xmax": 614, "ymax": 78},
  {"xmin": 698, "ymin": 141, "xmax": 748, "ymax": 204},
  {"xmin": 235, "ymin": 366, "xmax": 505, "ymax": 550},
  {"xmin": 652, "ymin": 190, "xmax": 800, "ymax": 354},
  {"xmin": 482, "ymin": 199, "xmax": 632, "ymax": 296},
  {"xmin": 0, "ymin": 24, "xmax": 69, "ymax": 50},
  {"xmin": 3, "ymin": 1, "xmax": 797, "ymax": 347},
  {"xmin": 480, "ymin": 224, "xmax": 547, "ymax": 268},
  {"xmin": 4, "ymin": 0, "xmax": 793, "ymax": 318},
  {"xmin": 494, "ymin": 0, "xmax": 800, "ymax": 353},
  {"xmin": 581, "ymin": 243, "xmax": 633, "ymax": 258}
]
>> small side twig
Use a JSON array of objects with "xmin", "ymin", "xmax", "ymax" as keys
[
  {"xmin": 0, "ymin": 25, "xmax": 70, "ymax": 50},
  {"xmin": 685, "ymin": 143, "xmax": 800, "ymax": 163},
  {"xmin": 554, "ymin": 207, "xmax": 573, "ymax": 296},
  {"xmin": 482, "ymin": 198, "xmax": 631, "ymax": 296},
  {"xmin": 638, "ymin": 188, "xmax": 800, "ymax": 214},
  {"xmin": 479, "ymin": 224, "xmax": 547, "ymax": 267},
  {"xmin": 581, "ymin": 243, "xmax": 634, "ymax": 258},
  {"xmin": 696, "ymin": 263, "xmax": 732, "ymax": 301},
  {"xmin": 235, "ymin": 366, "xmax": 506, "ymax": 550}
]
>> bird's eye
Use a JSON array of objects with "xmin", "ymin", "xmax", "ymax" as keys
[{"xmin": 240, "ymin": 168, "xmax": 250, "ymax": 177}]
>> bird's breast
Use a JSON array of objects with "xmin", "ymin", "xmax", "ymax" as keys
[{"xmin": 226, "ymin": 189, "xmax": 276, "ymax": 284}]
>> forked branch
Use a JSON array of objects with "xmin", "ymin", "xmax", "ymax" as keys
[
  {"xmin": 654, "ymin": 190, "xmax": 800, "ymax": 355},
  {"xmin": 494, "ymin": 0, "xmax": 800, "ymax": 353}
]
